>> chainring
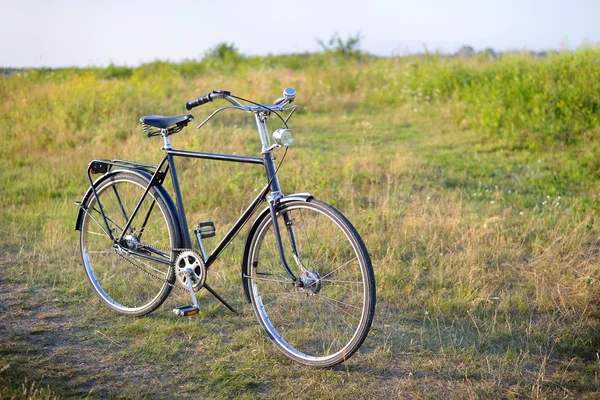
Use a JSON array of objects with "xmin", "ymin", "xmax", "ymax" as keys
[{"xmin": 175, "ymin": 250, "xmax": 206, "ymax": 292}]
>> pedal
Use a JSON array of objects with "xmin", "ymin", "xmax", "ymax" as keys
[
  {"xmin": 173, "ymin": 305, "xmax": 199, "ymax": 317},
  {"xmin": 195, "ymin": 222, "xmax": 216, "ymax": 239}
]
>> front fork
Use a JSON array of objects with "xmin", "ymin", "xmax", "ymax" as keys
[
  {"xmin": 258, "ymin": 110, "xmax": 307, "ymax": 284},
  {"xmin": 267, "ymin": 199, "xmax": 307, "ymax": 283}
]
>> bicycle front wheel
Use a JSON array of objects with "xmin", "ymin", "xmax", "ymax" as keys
[
  {"xmin": 246, "ymin": 199, "xmax": 376, "ymax": 367},
  {"xmin": 79, "ymin": 171, "xmax": 179, "ymax": 316}
]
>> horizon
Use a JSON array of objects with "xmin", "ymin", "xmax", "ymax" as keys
[{"xmin": 1, "ymin": 43, "xmax": 593, "ymax": 72}]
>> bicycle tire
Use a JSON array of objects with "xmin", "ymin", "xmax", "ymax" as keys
[
  {"xmin": 79, "ymin": 171, "xmax": 179, "ymax": 316},
  {"xmin": 246, "ymin": 199, "xmax": 376, "ymax": 367}
]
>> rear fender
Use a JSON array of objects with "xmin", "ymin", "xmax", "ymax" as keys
[{"xmin": 74, "ymin": 169, "xmax": 181, "ymax": 244}]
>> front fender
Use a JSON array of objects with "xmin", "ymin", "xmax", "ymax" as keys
[{"xmin": 241, "ymin": 193, "xmax": 313, "ymax": 303}]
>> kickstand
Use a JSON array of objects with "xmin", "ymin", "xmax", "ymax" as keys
[{"xmin": 204, "ymin": 283, "xmax": 239, "ymax": 314}]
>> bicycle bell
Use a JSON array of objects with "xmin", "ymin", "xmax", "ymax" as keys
[{"xmin": 283, "ymin": 87, "xmax": 296, "ymax": 102}]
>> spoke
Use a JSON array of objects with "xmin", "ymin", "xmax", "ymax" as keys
[
  {"xmin": 86, "ymin": 230, "xmax": 111, "ymax": 238},
  {"xmin": 257, "ymin": 227, "xmax": 299, "ymax": 277},
  {"xmin": 142, "ymin": 271, "xmax": 155, "ymax": 303},
  {"xmin": 258, "ymin": 245, "xmax": 280, "ymax": 267},
  {"xmin": 256, "ymin": 271, "xmax": 292, "ymax": 280},
  {"xmin": 307, "ymin": 297, "xmax": 330, "ymax": 335},
  {"xmin": 91, "ymin": 206, "xmax": 124, "ymax": 233},
  {"xmin": 318, "ymin": 295, "xmax": 356, "ymax": 331},
  {"xmin": 319, "ymin": 295, "xmax": 362, "ymax": 322},
  {"xmin": 308, "ymin": 234, "xmax": 347, "ymax": 271},
  {"xmin": 319, "ymin": 295, "xmax": 362, "ymax": 310},
  {"xmin": 260, "ymin": 289, "xmax": 300, "ymax": 297},
  {"xmin": 301, "ymin": 209, "xmax": 312, "ymax": 253},
  {"xmin": 305, "ymin": 210, "xmax": 323, "ymax": 266},
  {"xmin": 245, "ymin": 275, "xmax": 295, "ymax": 285},
  {"xmin": 130, "ymin": 256, "xmax": 169, "ymax": 278},
  {"xmin": 140, "ymin": 216, "xmax": 167, "ymax": 231},
  {"xmin": 307, "ymin": 217, "xmax": 333, "ymax": 270},
  {"xmin": 310, "ymin": 211, "xmax": 324, "ymax": 263},
  {"xmin": 296, "ymin": 209, "xmax": 316, "ymax": 265},
  {"xmin": 256, "ymin": 227, "xmax": 284, "ymax": 271},
  {"xmin": 297, "ymin": 294, "xmax": 309, "ymax": 320},
  {"xmin": 316, "ymin": 257, "xmax": 357, "ymax": 283},
  {"xmin": 85, "ymin": 209, "xmax": 115, "ymax": 238},
  {"xmin": 321, "ymin": 279, "xmax": 363, "ymax": 285},
  {"xmin": 315, "ymin": 211, "xmax": 321, "ymax": 236},
  {"xmin": 260, "ymin": 291, "xmax": 300, "ymax": 309}
]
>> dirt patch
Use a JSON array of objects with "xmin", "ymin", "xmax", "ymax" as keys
[{"xmin": 0, "ymin": 282, "xmax": 181, "ymax": 398}]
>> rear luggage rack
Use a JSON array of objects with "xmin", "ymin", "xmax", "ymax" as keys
[{"xmin": 88, "ymin": 159, "xmax": 159, "ymax": 175}]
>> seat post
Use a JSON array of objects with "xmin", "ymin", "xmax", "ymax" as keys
[{"xmin": 161, "ymin": 129, "xmax": 172, "ymax": 150}]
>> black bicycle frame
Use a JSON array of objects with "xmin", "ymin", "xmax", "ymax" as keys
[{"xmin": 107, "ymin": 146, "xmax": 294, "ymax": 278}]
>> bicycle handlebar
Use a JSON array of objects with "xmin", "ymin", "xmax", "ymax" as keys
[{"xmin": 186, "ymin": 88, "xmax": 296, "ymax": 111}]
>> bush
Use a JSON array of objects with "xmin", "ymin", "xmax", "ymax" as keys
[{"xmin": 365, "ymin": 47, "xmax": 600, "ymax": 148}]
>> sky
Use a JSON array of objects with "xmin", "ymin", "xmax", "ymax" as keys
[{"xmin": 1, "ymin": 0, "xmax": 599, "ymax": 68}]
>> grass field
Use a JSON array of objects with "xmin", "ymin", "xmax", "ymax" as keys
[{"xmin": 1, "ymin": 47, "xmax": 600, "ymax": 398}]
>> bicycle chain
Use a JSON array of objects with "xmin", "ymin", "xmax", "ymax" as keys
[{"xmin": 114, "ymin": 246, "xmax": 193, "ymax": 294}]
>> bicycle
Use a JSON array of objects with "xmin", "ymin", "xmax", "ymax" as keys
[{"xmin": 75, "ymin": 88, "xmax": 376, "ymax": 367}]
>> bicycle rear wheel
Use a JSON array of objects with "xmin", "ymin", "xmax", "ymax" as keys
[
  {"xmin": 246, "ymin": 199, "xmax": 375, "ymax": 367},
  {"xmin": 79, "ymin": 171, "xmax": 179, "ymax": 316}
]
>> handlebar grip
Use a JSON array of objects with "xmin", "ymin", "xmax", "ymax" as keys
[{"xmin": 186, "ymin": 93, "xmax": 213, "ymax": 110}]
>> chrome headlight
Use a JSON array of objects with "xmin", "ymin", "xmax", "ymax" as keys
[{"xmin": 272, "ymin": 128, "xmax": 294, "ymax": 147}]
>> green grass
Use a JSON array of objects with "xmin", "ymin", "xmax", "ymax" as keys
[{"xmin": 1, "ymin": 48, "xmax": 600, "ymax": 398}]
